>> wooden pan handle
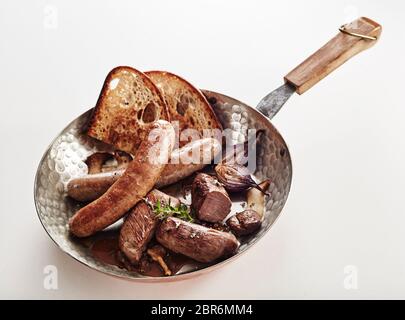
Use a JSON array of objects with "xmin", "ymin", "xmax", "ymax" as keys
[{"xmin": 284, "ymin": 17, "xmax": 382, "ymax": 94}]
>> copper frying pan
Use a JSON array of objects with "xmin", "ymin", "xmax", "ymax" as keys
[{"xmin": 34, "ymin": 17, "xmax": 381, "ymax": 282}]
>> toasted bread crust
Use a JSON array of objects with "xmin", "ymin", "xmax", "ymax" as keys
[
  {"xmin": 145, "ymin": 71, "xmax": 222, "ymax": 147},
  {"xmin": 87, "ymin": 66, "xmax": 170, "ymax": 154}
]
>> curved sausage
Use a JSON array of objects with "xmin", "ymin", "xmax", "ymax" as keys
[
  {"xmin": 67, "ymin": 138, "xmax": 221, "ymax": 202},
  {"xmin": 69, "ymin": 120, "xmax": 175, "ymax": 237},
  {"xmin": 156, "ymin": 217, "xmax": 239, "ymax": 263}
]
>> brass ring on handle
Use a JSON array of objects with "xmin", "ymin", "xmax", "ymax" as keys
[{"xmin": 339, "ymin": 25, "xmax": 378, "ymax": 41}]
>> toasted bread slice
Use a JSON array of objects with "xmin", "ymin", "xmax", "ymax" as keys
[
  {"xmin": 87, "ymin": 66, "xmax": 169, "ymax": 154},
  {"xmin": 145, "ymin": 71, "xmax": 222, "ymax": 147}
]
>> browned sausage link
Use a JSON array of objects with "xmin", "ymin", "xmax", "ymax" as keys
[
  {"xmin": 69, "ymin": 120, "xmax": 175, "ymax": 237},
  {"xmin": 67, "ymin": 138, "xmax": 221, "ymax": 202},
  {"xmin": 119, "ymin": 189, "xmax": 180, "ymax": 264},
  {"xmin": 155, "ymin": 137, "xmax": 221, "ymax": 188},
  {"xmin": 156, "ymin": 217, "xmax": 239, "ymax": 263},
  {"xmin": 67, "ymin": 169, "xmax": 125, "ymax": 202}
]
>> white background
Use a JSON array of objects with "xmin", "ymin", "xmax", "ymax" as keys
[{"xmin": 0, "ymin": 0, "xmax": 404, "ymax": 299}]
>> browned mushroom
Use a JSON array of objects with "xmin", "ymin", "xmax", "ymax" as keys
[
  {"xmin": 147, "ymin": 245, "xmax": 172, "ymax": 276},
  {"xmin": 227, "ymin": 209, "xmax": 262, "ymax": 236},
  {"xmin": 85, "ymin": 152, "xmax": 113, "ymax": 174},
  {"xmin": 85, "ymin": 151, "xmax": 133, "ymax": 174},
  {"xmin": 246, "ymin": 179, "xmax": 271, "ymax": 219},
  {"xmin": 113, "ymin": 150, "xmax": 133, "ymax": 169}
]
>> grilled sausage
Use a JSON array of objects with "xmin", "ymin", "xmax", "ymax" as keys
[
  {"xmin": 119, "ymin": 189, "xmax": 180, "ymax": 264},
  {"xmin": 67, "ymin": 169, "xmax": 125, "ymax": 202},
  {"xmin": 155, "ymin": 137, "xmax": 221, "ymax": 188},
  {"xmin": 156, "ymin": 217, "xmax": 239, "ymax": 263},
  {"xmin": 69, "ymin": 120, "xmax": 175, "ymax": 237},
  {"xmin": 67, "ymin": 138, "xmax": 221, "ymax": 202}
]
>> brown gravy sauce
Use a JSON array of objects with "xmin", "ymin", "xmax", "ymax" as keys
[{"xmin": 89, "ymin": 233, "xmax": 191, "ymax": 277}]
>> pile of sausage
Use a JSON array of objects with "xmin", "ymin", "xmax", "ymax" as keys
[{"xmin": 68, "ymin": 120, "xmax": 262, "ymax": 270}]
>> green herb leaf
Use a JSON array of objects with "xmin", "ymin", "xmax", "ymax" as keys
[{"xmin": 152, "ymin": 201, "xmax": 194, "ymax": 222}]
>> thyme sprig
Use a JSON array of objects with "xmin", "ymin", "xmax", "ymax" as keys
[{"xmin": 153, "ymin": 200, "xmax": 194, "ymax": 222}]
